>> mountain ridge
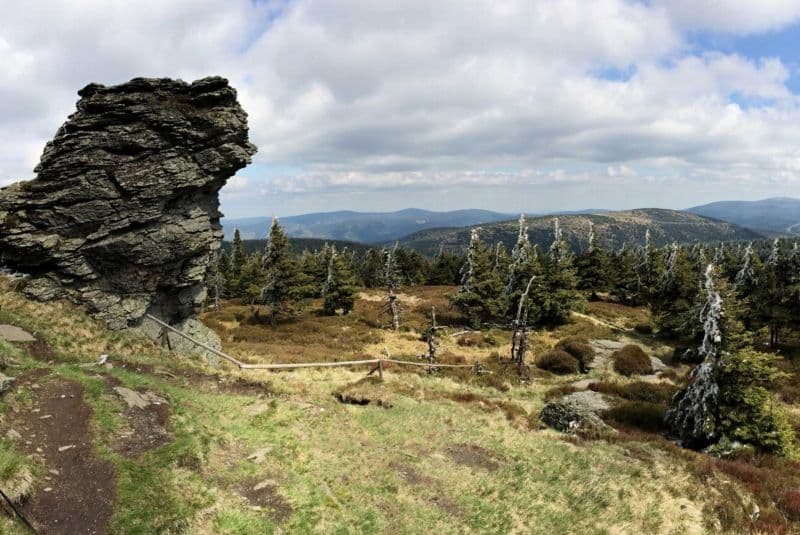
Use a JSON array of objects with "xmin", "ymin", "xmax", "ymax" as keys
[
  {"xmin": 396, "ymin": 208, "xmax": 763, "ymax": 255},
  {"xmin": 687, "ymin": 197, "xmax": 800, "ymax": 235}
]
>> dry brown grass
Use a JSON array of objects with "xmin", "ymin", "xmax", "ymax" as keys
[{"xmin": 586, "ymin": 301, "xmax": 652, "ymax": 330}]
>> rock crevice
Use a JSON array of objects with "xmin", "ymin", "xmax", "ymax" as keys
[{"xmin": 0, "ymin": 76, "xmax": 256, "ymax": 330}]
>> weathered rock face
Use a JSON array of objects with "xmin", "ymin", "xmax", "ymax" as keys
[
  {"xmin": 539, "ymin": 391, "xmax": 616, "ymax": 436},
  {"xmin": 0, "ymin": 77, "xmax": 256, "ymax": 329}
]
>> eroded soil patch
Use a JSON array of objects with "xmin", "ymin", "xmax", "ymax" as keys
[
  {"xmin": 335, "ymin": 377, "xmax": 393, "ymax": 408},
  {"xmin": 445, "ymin": 444, "xmax": 500, "ymax": 472},
  {"xmin": 237, "ymin": 477, "xmax": 293, "ymax": 523},
  {"xmin": 114, "ymin": 403, "xmax": 170, "ymax": 457},
  {"xmin": 2, "ymin": 374, "xmax": 116, "ymax": 534}
]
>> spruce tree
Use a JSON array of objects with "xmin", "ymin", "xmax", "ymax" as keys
[
  {"xmin": 575, "ymin": 221, "xmax": 612, "ymax": 298},
  {"xmin": 667, "ymin": 263, "xmax": 795, "ymax": 454},
  {"xmin": 634, "ymin": 228, "xmax": 663, "ymax": 305},
  {"xmin": 492, "ymin": 242, "xmax": 511, "ymax": 283},
  {"xmin": 610, "ymin": 244, "xmax": 639, "ymax": 304},
  {"xmin": 359, "ymin": 248, "xmax": 384, "ymax": 288},
  {"xmin": 527, "ymin": 219, "xmax": 583, "ymax": 325},
  {"xmin": 451, "ymin": 228, "xmax": 504, "ymax": 328},
  {"xmin": 260, "ymin": 218, "xmax": 300, "ymax": 325},
  {"xmin": 239, "ymin": 253, "xmax": 267, "ymax": 304},
  {"xmin": 231, "ymin": 228, "xmax": 246, "ymax": 279},
  {"xmin": 653, "ymin": 243, "xmax": 698, "ymax": 339},
  {"xmin": 428, "ymin": 247, "xmax": 464, "ymax": 285},
  {"xmin": 322, "ymin": 247, "xmax": 357, "ymax": 315}
]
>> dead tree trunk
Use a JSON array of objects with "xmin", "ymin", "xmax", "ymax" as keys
[
  {"xmin": 384, "ymin": 244, "xmax": 401, "ymax": 331},
  {"xmin": 510, "ymin": 275, "xmax": 536, "ymax": 361},
  {"xmin": 388, "ymin": 290, "xmax": 401, "ymax": 331},
  {"xmin": 515, "ymin": 323, "xmax": 529, "ymax": 372},
  {"xmin": 423, "ymin": 306, "xmax": 444, "ymax": 373}
]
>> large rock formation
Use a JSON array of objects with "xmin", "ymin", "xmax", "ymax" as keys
[{"xmin": 0, "ymin": 77, "xmax": 256, "ymax": 331}]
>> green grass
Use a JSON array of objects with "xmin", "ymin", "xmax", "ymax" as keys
[{"xmin": 0, "ymin": 279, "xmax": 787, "ymax": 532}]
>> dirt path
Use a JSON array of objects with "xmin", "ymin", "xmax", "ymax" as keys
[
  {"xmin": 571, "ymin": 311, "xmax": 627, "ymax": 332},
  {"xmin": 3, "ymin": 371, "xmax": 116, "ymax": 534}
]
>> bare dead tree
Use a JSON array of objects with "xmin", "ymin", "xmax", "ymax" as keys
[
  {"xmin": 510, "ymin": 275, "xmax": 536, "ymax": 361},
  {"xmin": 422, "ymin": 306, "xmax": 445, "ymax": 373},
  {"xmin": 384, "ymin": 243, "xmax": 401, "ymax": 330},
  {"xmin": 515, "ymin": 320, "xmax": 530, "ymax": 372}
]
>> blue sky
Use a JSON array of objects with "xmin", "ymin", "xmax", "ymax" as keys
[{"xmin": 3, "ymin": 1, "xmax": 800, "ymax": 217}]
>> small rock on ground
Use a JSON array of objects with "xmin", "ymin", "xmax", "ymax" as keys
[
  {"xmin": 113, "ymin": 387, "xmax": 167, "ymax": 409},
  {"xmin": 570, "ymin": 379, "xmax": 600, "ymax": 390},
  {"xmin": 0, "ymin": 324, "xmax": 36, "ymax": 342},
  {"xmin": 650, "ymin": 356, "xmax": 667, "ymax": 372},
  {"xmin": 0, "ymin": 373, "xmax": 14, "ymax": 393}
]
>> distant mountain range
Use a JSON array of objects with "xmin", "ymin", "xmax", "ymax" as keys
[
  {"xmin": 222, "ymin": 208, "xmax": 613, "ymax": 243},
  {"xmin": 687, "ymin": 197, "xmax": 800, "ymax": 235},
  {"xmin": 221, "ymin": 202, "xmax": 780, "ymax": 255},
  {"xmin": 396, "ymin": 209, "xmax": 762, "ymax": 256},
  {"xmin": 222, "ymin": 209, "xmax": 515, "ymax": 243}
]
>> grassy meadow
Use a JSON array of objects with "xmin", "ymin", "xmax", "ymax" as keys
[{"xmin": 0, "ymin": 279, "xmax": 799, "ymax": 533}]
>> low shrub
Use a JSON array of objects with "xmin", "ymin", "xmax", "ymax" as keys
[
  {"xmin": 658, "ymin": 368, "xmax": 680, "ymax": 382},
  {"xmin": 633, "ymin": 322, "xmax": 654, "ymax": 335},
  {"xmin": 555, "ymin": 336, "xmax": 595, "ymax": 371},
  {"xmin": 612, "ymin": 345, "xmax": 653, "ymax": 376},
  {"xmin": 603, "ymin": 401, "xmax": 667, "ymax": 432},
  {"xmin": 456, "ymin": 332, "xmax": 498, "ymax": 348},
  {"xmin": 536, "ymin": 349, "xmax": 580, "ymax": 375},
  {"xmin": 589, "ymin": 381, "xmax": 678, "ymax": 404},
  {"xmin": 544, "ymin": 385, "xmax": 579, "ymax": 401},
  {"xmin": 779, "ymin": 489, "xmax": 800, "ymax": 521}
]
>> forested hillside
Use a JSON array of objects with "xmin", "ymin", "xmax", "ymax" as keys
[
  {"xmin": 222, "ymin": 208, "xmax": 513, "ymax": 243},
  {"xmin": 398, "ymin": 209, "xmax": 761, "ymax": 255}
]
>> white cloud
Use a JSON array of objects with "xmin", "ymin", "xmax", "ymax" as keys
[
  {"xmin": 1, "ymin": 0, "xmax": 800, "ymax": 212},
  {"xmin": 658, "ymin": 0, "xmax": 800, "ymax": 34}
]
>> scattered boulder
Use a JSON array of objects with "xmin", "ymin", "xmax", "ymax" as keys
[
  {"xmin": 649, "ymin": 356, "xmax": 667, "ymax": 373},
  {"xmin": 0, "ymin": 324, "xmax": 36, "ymax": 342},
  {"xmin": 0, "ymin": 76, "xmax": 256, "ymax": 335},
  {"xmin": 113, "ymin": 387, "xmax": 167, "ymax": 409},
  {"xmin": 0, "ymin": 372, "xmax": 13, "ymax": 393},
  {"xmin": 540, "ymin": 391, "xmax": 616, "ymax": 436}
]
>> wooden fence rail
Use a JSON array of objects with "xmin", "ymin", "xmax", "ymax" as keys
[{"xmin": 144, "ymin": 314, "xmax": 485, "ymax": 375}]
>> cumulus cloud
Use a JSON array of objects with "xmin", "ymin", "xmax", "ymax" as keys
[
  {"xmin": 1, "ymin": 0, "xmax": 800, "ymax": 214},
  {"xmin": 658, "ymin": 0, "xmax": 800, "ymax": 34}
]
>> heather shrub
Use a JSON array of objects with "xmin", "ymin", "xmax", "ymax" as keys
[
  {"xmin": 536, "ymin": 349, "xmax": 580, "ymax": 375},
  {"xmin": 589, "ymin": 381, "xmax": 678, "ymax": 405},
  {"xmin": 555, "ymin": 336, "xmax": 595, "ymax": 371},
  {"xmin": 604, "ymin": 401, "xmax": 667, "ymax": 432},
  {"xmin": 633, "ymin": 322, "xmax": 654, "ymax": 335},
  {"xmin": 612, "ymin": 345, "xmax": 653, "ymax": 376}
]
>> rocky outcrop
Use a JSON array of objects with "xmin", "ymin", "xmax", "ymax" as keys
[
  {"xmin": 0, "ymin": 77, "xmax": 256, "ymax": 330},
  {"xmin": 539, "ymin": 391, "xmax": 616, "ymax": 436}
]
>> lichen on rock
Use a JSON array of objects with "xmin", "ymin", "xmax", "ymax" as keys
[{"xmin": 0, "ymin": 76, "xmax": 256, "ymax": 333}]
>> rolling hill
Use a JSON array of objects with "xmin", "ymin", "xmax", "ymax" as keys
[
  {"xmin": 687, "ymin": 197, "xmax": 800, "ymax": 235},
  {"xmin": 396, "ymin": 208, "xmax": 763, "ymax": 255},
  {"xmin": 222, "ymin": 209, "xmax": 514, "ymax": 243}
]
